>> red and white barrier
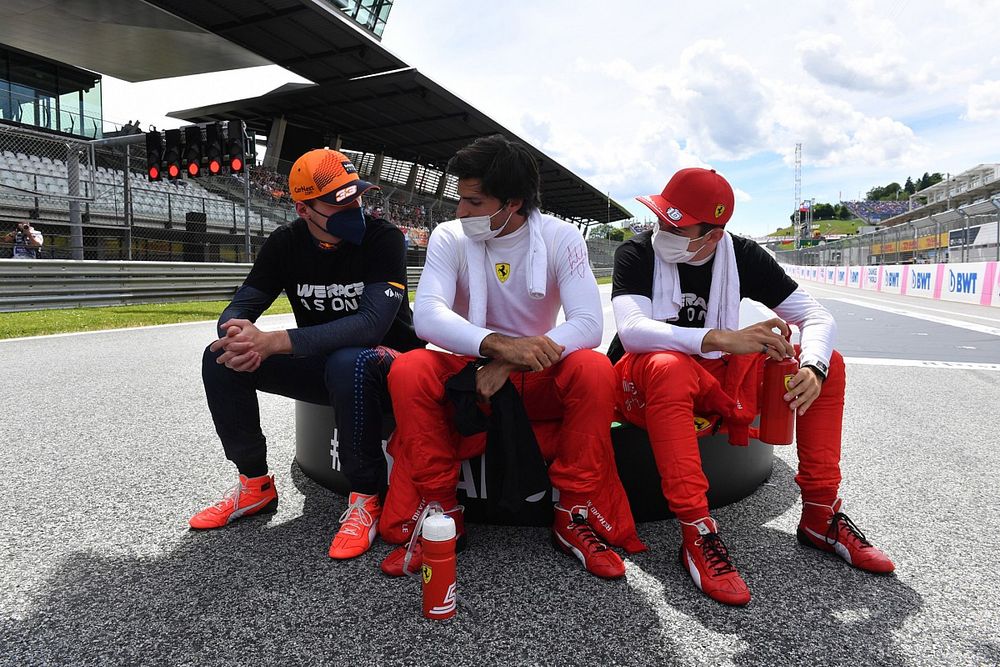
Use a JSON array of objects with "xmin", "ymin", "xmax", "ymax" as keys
[{"xmin": 782, "ymin": 261, "xmax": 1000, "ymax": 308}]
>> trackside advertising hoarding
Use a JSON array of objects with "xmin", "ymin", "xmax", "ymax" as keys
[{"xmin": 781, "ymin": 261, "xmax": 999, "ymax": 308}]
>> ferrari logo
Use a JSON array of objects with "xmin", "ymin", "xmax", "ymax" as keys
[
  {"xmin": 495, "ymin": 262, "xmax": 511, "ymax": 283},
  {"xmin": 421, "ymin": 563, "xmax": 432, "ymax": 584},
  {"xmin": 715, "ymin": 204, "xmax": 726, "ymax": 219},
  {"xmin": 694, "ymin": 416, "xmax": 712, "ymax": 433}
]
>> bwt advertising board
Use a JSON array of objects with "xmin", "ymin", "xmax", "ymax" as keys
[
  {"xmin": 939, "ymin": 262, "xmax": 988, "ymax": 305},
  {"xmin": 880, "ymin": 266, "xmax": 904, "ymax": 295},
  {"xmin": 780, "ymin": 261, "xmax": 998, "ymax": 308},
  {"xmin": 906, "ymin": 266, "xmax": 935, "ymax": 298}
]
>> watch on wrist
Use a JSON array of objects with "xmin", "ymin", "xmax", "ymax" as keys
[{"xmin": 802, "ymin": 361, "xmax": 828, "ymax": 382}]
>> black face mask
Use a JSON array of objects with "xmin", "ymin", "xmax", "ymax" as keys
[{"xmin": 306, "ymin": 204, "xmax": 366, "ymax": 247}]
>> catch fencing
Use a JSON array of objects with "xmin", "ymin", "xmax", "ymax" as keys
[
  {"xmin": 772, "ymin": 204, "xmax": 1000, "ymax": 267},
  {"xmin": 0, "ymin": 124, "xmax": 294, "ymax": 262}
]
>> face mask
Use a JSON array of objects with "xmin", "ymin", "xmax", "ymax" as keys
[
  {"xmin": 460, "ymin": 205, "xmax": 514, "ymax": 242},
  {"xmin": 307, "ymin": 205, "xmax": 366, "ymax": 246},
  {"xmin": 652, "ymin": 227, "xmax": 714, "ymax": 265}
]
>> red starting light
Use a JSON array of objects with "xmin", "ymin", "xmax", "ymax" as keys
[
  {"xmin": 230, "ymin": 156, "xmax": 243, "ymax": 172},
  {"xmin": 168, "ymin": 164, "xmax": 180, "ymax": 179},
  {"xmin": 188, "ymin": 162, "xmax": 200, "ymax": 177},
  {"xmin": 148, "ymin": 165, "xmax": 160, "ymax": 180},
  {"xmin": 208, "ymin": 159, "xmax": 221, "ymax": 175}
]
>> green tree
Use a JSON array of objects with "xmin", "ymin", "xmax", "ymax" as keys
[
  {"xmin": 608, "ymin": 227, "xmax": 625, "ymax": 242},
  {"xmin": 904, "ymin": 177, "xmax": 915, "ymax": 194},
  {"xmin": 590, "ymin": 223, "xmax": 613, "ymax": 239},
  {"xmin": 866, "ymin": 185, "xmax": 887, "ymax": 200},
  {"xmin": 813, "ymin": 202, "xmax": 835, "ymax": 220}
]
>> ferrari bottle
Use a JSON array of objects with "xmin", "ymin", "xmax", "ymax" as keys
[
  {"xmin": 420, "ymin": 513, "xmax": 457, "ymax": 620},
  {"xmin": 759, "ymin": 356, "xmax": 799, "ymax": 445}
]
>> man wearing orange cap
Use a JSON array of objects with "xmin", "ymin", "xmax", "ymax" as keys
[
  {"xmin": 190, "ymin": 149, "xmax": 423, "ymax": 561},
  {"xmin": 609, "ymin": 167, "xmax": 894, "ymax": 606}
]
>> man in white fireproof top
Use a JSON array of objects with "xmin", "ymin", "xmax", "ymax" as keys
[{"xmin": 378, "ymin": 134, "xmax": 646, "ymax": 580}]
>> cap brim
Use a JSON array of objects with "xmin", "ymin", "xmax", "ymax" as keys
[
  {"xmin": 635, "ymin": 194, "xmax": 697, "ymax": 228},
  {"xmin": 316, "ymin": 180, "xmax": 378, "ymax": 207}
]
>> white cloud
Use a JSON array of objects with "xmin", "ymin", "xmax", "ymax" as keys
[
  {"xmin": 664, "ymin": 41, "xmax": 772, "ymax": 160},
  {"xmin": 597, "ymin": 40, "xmax": 922, "ymax": 170},
  {"xmin": 769, "ymin": 83, "xmax": 922, "ymax": 167},
  {"xmin": 963, "ymin": 80, "xmax": 1000, "ymax": 121},
  {"xmin": 798, "ymin": 34, "xmax": 913, "ymax": 94}
]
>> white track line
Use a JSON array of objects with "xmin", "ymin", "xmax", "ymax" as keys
[
  {"xmin": 805, "ymin": 284, "xmax": 1000, "ymax": 324},
  {"xmin": 0, "ymin": 312, "xmax": 295, "ymax": 344},
  {"xmin": 844, "ymin": 357, "xmax": 1000, "ymax": 371},
  {"xmin": 814, "ymin": 294, "xmax": 1000, "ymax": 337}
]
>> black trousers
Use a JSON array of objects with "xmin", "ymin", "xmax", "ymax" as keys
[{"xmin": 201, "ymin": 345, "xmax": 398, "ymax": 494}]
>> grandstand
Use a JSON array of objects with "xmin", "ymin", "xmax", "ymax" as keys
[
  {"xmin": 870, "ymin": 163, "xmax": 1000, "ymax": 227},
  {"xmin": 841, "ymin": 200, "xmax": 911, "ymax": 223},
  {"xmin": 1, "ymin": 1, "xmax": 630, "ymax": 264}
]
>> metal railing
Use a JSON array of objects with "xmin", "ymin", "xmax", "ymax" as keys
[
  {"xmin": 0, "ymin": 258, "xmax": 251, "ymax": 312},
  {"xmin": 0, "ymin": 259, "xmax": 611, "ymax": 313}
]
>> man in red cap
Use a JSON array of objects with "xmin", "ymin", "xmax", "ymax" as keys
[
  {"xmin": 609, "ymin": 167, "xmax": 894, "ymax": 606},
  {"xmin": 190, "ymin": 149, "xmax": 424, "ymax": 561}
]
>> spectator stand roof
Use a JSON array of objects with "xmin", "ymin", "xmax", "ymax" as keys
[
  {"xmin": 148, "ymin": 0, "xmax": 631, "ymax": 224},
  {"xmin": 170, "ymin": 68, "xmax": 631, "ymax": 223},
  {"xmin": 145, "ymin": 0, "xmax": 408, "ymax": 84}
]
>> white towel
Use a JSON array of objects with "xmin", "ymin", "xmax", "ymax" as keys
[
  {"xmin": 651, "ymin": 230, "xmax": 740, "ymax": 358},
  {"xmin": 466, "ymin": 210, "xmax": 548, "ymax": 328}
]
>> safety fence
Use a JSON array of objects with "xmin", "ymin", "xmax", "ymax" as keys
[
  {"xmin": 782, "ymin": 261, "xmax": 1000, "ymax": 308},
  {"xmin": 772, "ymin": 203, "xmax": 1000, "ymax": 267},
  {"xmin": 0, "ymin": 259, "xmax": 612, "ymax": 313},
  {"xmin": 0, "ymin": 124, "xmax": 296, "ymax": 262}
]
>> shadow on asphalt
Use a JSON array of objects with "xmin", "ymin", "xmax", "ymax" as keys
[{"xmin": 2, "ymin": 460, "xmax": 928, "ymax": 666}]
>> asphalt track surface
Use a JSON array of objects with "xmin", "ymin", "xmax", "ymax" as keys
[{"xmin": 2, "ymin": 282, "xmax": 999, "ymax": 666}]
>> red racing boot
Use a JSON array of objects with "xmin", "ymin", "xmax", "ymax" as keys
[
  {"xmin": 189, "ymin": 474, "xmax": 278, "ymax": 530},
  {"xmin": 797, "ymin": 498, "xmax": 895, "ymax": 574},
  {"xmin": 329, "ymin": 492, "xmax": 382, "ymax": 559},
  {"xmin": 679, "ymin": 517, "xmax": 751, "ymax": 606},
  {"xmin": 552, "ymin": 504, "xmax": 626, "ymax": 579},
  {"xmin": 380, "ymin": 502, "xmax": 465, "ymax": 577}
]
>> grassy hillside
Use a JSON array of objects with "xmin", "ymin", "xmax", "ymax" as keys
[{"xmin": 768, "ymin": 219, "xmax": 865, "ymax": 237}]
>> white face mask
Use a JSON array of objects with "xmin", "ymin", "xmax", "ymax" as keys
[
  {"xmin": 460, "ymin": 205, "xmax": 514, "ymax": 242},
  {"xmin": 652, "ymin": 227, "xmax": 714, "ymax": 265}
]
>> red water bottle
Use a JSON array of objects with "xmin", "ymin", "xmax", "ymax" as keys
[
  {"xmin": 420, "ymin": 513, "xmax": 457, "ymax": 620},
  {"xmin": 758, "ymin": 356, "xmax": 799, "ymax": 445}
]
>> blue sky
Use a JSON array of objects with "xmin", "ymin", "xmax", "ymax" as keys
[{"xmin": 101, "ymin": 0, "xmax": 1000, "ymax": 238}]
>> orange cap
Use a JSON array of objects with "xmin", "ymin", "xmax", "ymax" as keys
[{"xmin": 289, "ymin": 149, "xmax": 377, "ymax": 205}]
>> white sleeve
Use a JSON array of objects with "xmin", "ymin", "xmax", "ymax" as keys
[
  {"xmin": 771, "ymin": 286, "xmax": 836, "ymax": 368},
  {"xmin": 612, "ymin": 293, "xmax": 710, "ymax": 356},
  {"xmin": 413, "ymin": 228, "xmax": 493, "ymax": 357},
  {"xmin": 545, "ymin": 232, "xmax": 602, "ymax": 354}
]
